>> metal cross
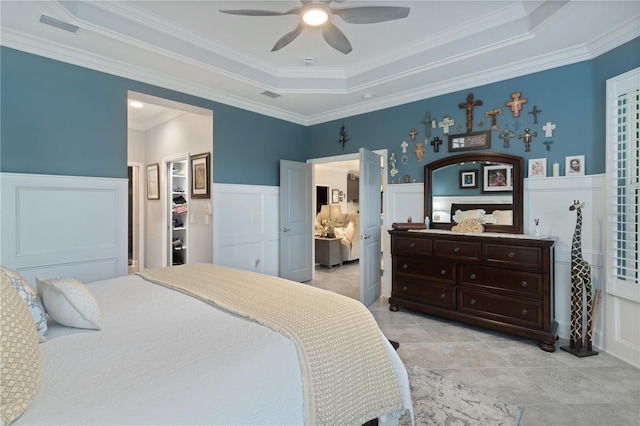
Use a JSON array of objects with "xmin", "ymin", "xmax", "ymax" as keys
[
  {"xmin": 528, "ymin": 105, "xmax": 542, "ymax": 124},
  {"xmin": 544, "ymin": 141, "xmax": 554, "ymax": 151},
  {"xmin": 517, "ymin": 128, "xmax": 537, "ymax": 152},
  {"xmin": 420, "ymin": 112, "xmax": 435, "ymax": 139},
  {"xmin": 438, "ymin": 115, "xmax": 455, "ymax": 135},
  {"xmin": 499, "ymin": 126, "xmax": 515, "ymax": 148},
  {"xmin": 413, "ymin": 142, "xmax": 426, "ymax": 162},
  {"xmin": 430, "ymin": 137, "xmax": 443, "ymax": 153}
]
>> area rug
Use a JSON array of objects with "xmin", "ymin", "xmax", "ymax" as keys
[{"xmin": 399, "ymin": 364, "xmax": 523, "ymax": 425}]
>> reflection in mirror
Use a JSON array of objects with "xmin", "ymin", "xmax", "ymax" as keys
[{"xmin": 424, "ymin": 153, "xmax": 524, "ymax": 234}]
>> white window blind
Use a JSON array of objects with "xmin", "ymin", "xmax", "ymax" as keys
[{"xmin": 607, "ymin": 68, "xmax": 640, "ymax": 300}]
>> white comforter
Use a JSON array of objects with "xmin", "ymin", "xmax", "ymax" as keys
[{"xmin": 18, "ymin": 274, "xmax": 411, "ymax": 425}]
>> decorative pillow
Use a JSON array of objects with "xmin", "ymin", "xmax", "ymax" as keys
[
  {"xmin": 1, "ymin": 266, "xmax": 48, "ymax": 342},
  {"xmin": 1, "ymin": 272, "xmax": 41, "ymax": 424},
  {"xmin": 452, "ymin": 209, "xmax": 486, "ymax": 224},
  {"xmin": 345, "ymin": 218, "xmax": 357, "ymax": 242},
  {"xmin": 492, "ymin": 210, "xmax": 513, "ymax": 225},
  {"xmin": 36, "ymin": 277, "xmax": 102, "ymax": 330}
]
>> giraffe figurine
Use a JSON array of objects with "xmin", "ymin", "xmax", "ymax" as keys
[{"xmin": 565, "ymin": 200, "xmax": 595, "ymax": 354}]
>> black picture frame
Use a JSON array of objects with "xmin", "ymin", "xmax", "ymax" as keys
[
  {"xmin": 190, "ymin": 152, "xmax": 210, "ymax": 199},
  {"xmin": 448, "ymin": 130, "xmax": 491, "ymax": 152},
  {"xmin": 459, "ymin": 169, "xmax": 478, "ymax": 189}
]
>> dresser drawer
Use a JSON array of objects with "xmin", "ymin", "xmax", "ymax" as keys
[
  {"xmin": 459, "ymin": 291, "xmax": 543, "ymax": 329},
  {"xmin": 393, "ymin": 256, "xmax": 456, "ymax": 284},
  {"xmin": 484, "ymin": 243, "xmax": 544, "ymax": 270},
  {"xmin": 394, "ymin": 276, "xmax": 456, "ymax": 309},
  {"xmin": 392, "ymin": 236, "xmax": 432, "ymax": 256},
  {"xmin": 434, "ymin": 239, "xmax": 481, "ymax": 262},
  {"xmin": 459, "ymin": 265, "xmax": 543, "ymax": 298}
]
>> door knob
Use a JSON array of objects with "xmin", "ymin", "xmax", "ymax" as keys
[{"xmin": 282, "ymin": 227, "xmax": 291, "ymax": 232}]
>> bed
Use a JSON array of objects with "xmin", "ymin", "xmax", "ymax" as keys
[{"xmin": 2, "ymin": 263, "xmax": 413, "ymax": 426}]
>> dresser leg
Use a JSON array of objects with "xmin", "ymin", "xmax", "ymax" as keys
[
  {"xmin": 539, "ymin": 340, "xmax": 556, "ymax": 352},
  {"xmin": 389, "ymin": 304, "xmax": 399, "ymax": 312}
]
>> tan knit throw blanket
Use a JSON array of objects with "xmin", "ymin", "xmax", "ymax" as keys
[{"xmin": 138, "ymin": 264, "xmax": 403, "ymax": 426}]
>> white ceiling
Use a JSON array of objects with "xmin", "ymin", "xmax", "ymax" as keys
[{"xmin": 2, "ymin": 1, "xmax": 639, "ymax": 126}]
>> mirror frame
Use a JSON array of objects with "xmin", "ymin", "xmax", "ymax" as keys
[{"xmin": 424, "ymin": 152, "xmax": 524, "ymax": 234}]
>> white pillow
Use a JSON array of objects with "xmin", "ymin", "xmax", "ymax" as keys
[
  {"xmin": 453, "ymin": 209, "xmax": 486, "ymax": 224},
  {"xmin": 36, "ymin": 277, "xmax": 102, "ymax": 330},
  {"xmin": 492, "ymin": 210, "xmax": 513, "ymax": 225},
  {"xmin": 1, "ymin": 266, "xmax": 48, "ymax": 342}
]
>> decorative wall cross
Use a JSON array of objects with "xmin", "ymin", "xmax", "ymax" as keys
[
  {"xmin": 458, "ymin": 93, "xmax": 483, "ymax": 133},
  {"xmin": 337, "ymin": 122, "xmax": 350, "ymax": 151},
  {"xmin": 430, "ymin": 137, "xmax": 443, "ymax": 153},
  {"xmin": 400, "ymin": 140, "xmax": 408, "ymax": 153},
  {"xmin": 409, "ymin": 128, "xmax": 418, "ymax": 141},
  {"xmin": 421, "ymin": 112, "xmax": 435, "ymax": 138},
  {"xmin": 544, "ymin": 141, "xmax": 553, "ymax": 151},
  {"xmin": 528, "ymin": 105, "xmax": 542, "ymax": 124},
  {"xmin": 413, "ymin": 142, "xmax": 426, "ymax": 162},
  {"xmin": 517, "ymin": 128, "xmax": 537, "ymax": 152},
  {"xmin": 506, "ymin": 92, "xmax": 528, "ymax": 117},
  {"xmin": 543, "ymin": 121, "xmax": 556, "ymax": 137},
  {"xmin": 484, "ymin": 108, "xmax": 503, "ymax": 131},
  {"xmin": 499, "ymin": 126, "xmax": 515, "ymax": 148},
  {"xmin": 438, "ymin": 115, "xmax": 455, "ymax": 135}
]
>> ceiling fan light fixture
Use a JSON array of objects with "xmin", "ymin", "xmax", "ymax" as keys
[{"xmin": 301, "ymin": 5, "xmax": 330, "ymax": 26}]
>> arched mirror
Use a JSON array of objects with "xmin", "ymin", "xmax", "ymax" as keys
[{"xmin": 424, "ymin": 152, "xmax": 524, "ymax": 234}]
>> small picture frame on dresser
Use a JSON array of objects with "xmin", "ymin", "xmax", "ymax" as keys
[{"xmin": 528, "ymin": 158, "xmax": 547, "ymax": 178}]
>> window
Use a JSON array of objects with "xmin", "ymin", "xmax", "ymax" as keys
[{"xmin": 606, "ymin": 67, "xmax": 640, "ymax": 301}]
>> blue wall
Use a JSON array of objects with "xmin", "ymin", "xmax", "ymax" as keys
[
  {"xmin": 0, "ymin": 47, "xmax": 308, "ymax": 186},
  {"xmin": 1, "ymin": 38, "xmax": 638, "ymax": 185},
  {"xmin": 308, "ymin": 37, "xmax": 640, "ymax": 183}
]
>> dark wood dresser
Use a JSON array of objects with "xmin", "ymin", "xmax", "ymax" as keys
[{"xmin": 389, "ymin": 229, "xmax": 558, "ymax": 351}]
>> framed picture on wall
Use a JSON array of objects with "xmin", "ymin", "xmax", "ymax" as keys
[
  {"xmin": 190, "ymin": 152, "xmax": 210, "ymax": 199},
  {"xmin": 459, "ymin": 169, "xmax": 478, "ymax": 189},
  {"xmin": 565, "ymin": 155, "xmax": 585, "ymax": 176},
  {"xmin": 482, "ymin": 164, "xmax": 512, "ymax": 192},
  {"xmin": 331, "ymin": 189, "xmax": 340, "ymax": 204},
  {"xmin": 146, "ymin": 163, "xmax": 159, "ymax": 200}
]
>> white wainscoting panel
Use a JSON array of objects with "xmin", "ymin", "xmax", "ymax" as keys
[
  {"xmin": 386, "ymin": 183, "xmax": 423, "ymax": 225},
  {"xmin": 525, "ymin": 175, "xmax": 606, "ymax": 342},
  {"xmin": 1, "ymin": 173, "xmax": 128, "ymax": 284},
  {"xmin": 212, "ymin": 183, "xmax": 279, "ymax": 276}
]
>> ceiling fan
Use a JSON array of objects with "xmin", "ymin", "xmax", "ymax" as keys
[{"xmin": 220, "ymin": 1, "xmax": 410, "ymax": 54}]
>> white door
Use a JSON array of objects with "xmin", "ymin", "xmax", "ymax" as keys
[
  {"xmin": 359, "ymin": 148, "xmax": 382, "ymax": 306},
  {"xmin": 279, "ymin": 160, "xmax": 313, "ymax": 282}
]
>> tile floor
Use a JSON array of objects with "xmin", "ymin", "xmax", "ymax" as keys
[{"xmin": 308, "ymin": 261, "xmax": 640, "ymax": 426}]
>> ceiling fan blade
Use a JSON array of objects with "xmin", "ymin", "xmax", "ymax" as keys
[
  {"xmin": 219, "ymin": 8, "xmax": 299, "ymax": 17},
  {"xmin": 322, "ymin": 23, "xmax": 352, "ymax": 54},
  {"xmin": 272, "ymin": 24, "xmax": 305, "ymax": 52},
  {"xmin": 333, "ymin": 6, "xmax": 410, "ymax": 24}
]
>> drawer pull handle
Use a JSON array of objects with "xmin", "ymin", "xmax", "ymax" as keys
[
  {"xmin": 454, "ymin": 247, "xmax": 461, "ymax": 253},
  {"xmin": 440, "ymin": 269, "xmax": 446, "ymax": 275},
  {"xmin": 440, "ymin": 293, "xmax": 446, "ymax": 299},
  {"xmin": 409, "ymin": 242, "xmax": 415, "ymax": 248},
  {"xmin": 521, "ymin": 309, "xmax": 528, "ymax": 316},
  {"xmin": 521, "ymin": 281, "xmax": 528, "ymax": 288},
  {"xmin": 508, "ymin": 251, "xmax": 516, "ymax": 258},
  {"xmin": 402, "ymin": 264, "xmax": 408, "ymax": 270},
  {"xmin": 402, "ymin": 286, "xmax": 408, "ymax": 292},
  {"xmin": 470, "ymin": 299, "xmax": 476, "ymax": 305},
  {"xmin": 470, "ymin": 273, "xmax": 477, "ymax": 280}
]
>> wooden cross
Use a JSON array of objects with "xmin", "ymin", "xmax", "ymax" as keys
[
  {"xmin": 420, "ymin": 112, "xmax": 435, "ymax": 138},
  {"xmin": 484, "ymin": 108, "xmax": 503, "ymax": 131},
  {"xmin": 528, "ymin": 105, "xmax": 542, "ymax": 124},
  {"xmin": 544, "ymin": 141, "xmax": 553, "ymax": 151},
  {"xmin": 458, "ymin": 93, "xmax": 483, "ymax": 133},
  {"xmin": 506, "ymin": 92, "xmax": 528, "ymax": 117},
  {"xmin": 499, "ymin": 126, "xmax": 515, "ymax": 148},
  {"xmin": 517, "ymin": 128, "xmax": 537, "ymax": 152},
  {"xmin": 413, "ymin": 142, "xmax": 426, "ymax": 162},
  {"xmin": 409, "ymin": 128, "xmax": 418, "ymax": 141},
  {"xmin": 430, "ymin": 137, "xmax": 443, "ymax": 153},
  {"xmin": 400, "ymin": 141, "xmax": 408, "ymax": 153},
  {"xmin": 438, "ymin": 115, "xmax": 454, "ymax": 135},
  {"xmin": 543, "ymin": 121, "xmax": 556, "ymax": 137}
]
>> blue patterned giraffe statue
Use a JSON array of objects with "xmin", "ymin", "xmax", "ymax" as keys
[{"xmin": 561, "ymin": 200, "xmax": 598, "ymax": 356}]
